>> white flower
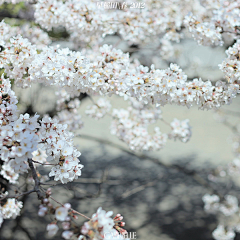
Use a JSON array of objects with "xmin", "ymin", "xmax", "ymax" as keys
[
  {"xmin": 55, "ymin": 207, "xmax": 68, "ymax": 221},
  {"xmin": 219, "ymin": 195, "xmax": 239, "ymax": 216},
  {"xmin": 46, "ymin": 223, "xmax": 59, "ymax": 237},
  {"xmin": 0, "ymin": 162, "xmax": 19, "ymax": 184},
  {"xmin": 32, "ymin": 149, "xmax": 47, "ymax": 164},
  {"xmin": 202, "ymin": 194, "xmax": 220, "ymax": 213},
  {"xmin": 39, "ymin": 117, "xmax": 83, "ymax": 183},
  {"xmin": 169, "ymin": 118, "xmax": 192, "ymax": 143},
  {"xmin": 0, "ymin": 198, "xmax": 22, "ymax": 219},
  {"xmin": 62, "ymin": 230, "xmax": 73, "ymax": 239},
  {"xmin": 111, "ymin": 102, "xmax": 167, "ymax": 151},
  {"xmin": 212, "ymin": 225, "xmax": 235, "ymax": 240},
  {"xmin": 85, "ymin": 98, "xmax": 111, "ymax": 120}
]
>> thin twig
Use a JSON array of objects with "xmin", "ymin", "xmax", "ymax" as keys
[
  {"xmin": 121, "ymin": 180, "xmax": 158, "ymax": 199},
  {"xmin": 113, "ymin": 38, "xmax": 122, "ymax": 48},
  {"xmin": 0, "ymin": 189, "xmax": 35, "ymax": 201},
  {"xmin": 49, "ymin": 195, "xmax": 91, "ymax": 220},
  {"xmin": 161, "ymin": 118, "xmax": 171, "ymax": 127},
  {"xmin": 221, "ymin": 109, "xmax": 240, "ymax": 117},
  {"xmin": 40, "ymin": 178, "xmax": 121, "ymax": 187},
  {"xmin": 73, "ymin": 169, "xmax": 108, "ymax": 200},
  {"xmin": 223, "ymin": 121, "xmax": 238, "ymax": 133},
  {"xmin": 32, "ymin": 160, "xmax": 56, "ymax": 166},
  {"xmin": 39, "ymin": 185, "xmax": 91, "ymax": 220},
  {"xmin": 87, "ymin": 95, "xmax": 112, "ymax": 117}
]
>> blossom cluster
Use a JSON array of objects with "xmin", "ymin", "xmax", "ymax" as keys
[
  {"xmin": 34, "ymin": 0, "xmax": 110, "ymax": 46},
  {"xmin": 7, "ymin": 114, "xmax": 39, "ymax": 173},
  {"xmin": 38, "ymin": 116, "xmax": 83, "ymax": 184},
  {"xmin": 219, "ymin": 39, "xmax": 240, "ymax": 84},
  {"xmin": 31, "ymin": 0, "xmax": 240, "ymax": 50},
  {"xmin": 38, "ymin": 189, "xmax": 129, "ymax": 240},
  {"xmin": 0, "ymin": 75, "xmax": 39, "ymax": 174},
  {"xmin": 55, "ymin": 97, "xmax": 84, "ymax": 132},
  {"xmin": 0, "ymin": 34, "xmax": 38, "ymax": 88},
  {"xmin": 169, "ymin": 118, "xmax": 192, "ymax": 143},
  {"xmin": 38, "ymin": 188, "xmax": 75, "ymax": 239},
  {"xmin": 32, "ymin": 148, "xmax": 47, "ymax": 165},
  {"xmin": 213, "ymin": 1, "xmax": 240, "ymax": 32},
  {"xmin": 85, "ymin": 97, "xmax": 191, "ymax": 151},
  {"xmin": 85, "ymin": 98, "xmax": 111, "ymax": 120},
  {"xmin": 184, "ymin": 0, "xmax": 240, "ymax": 47},
  {"xmin": 33, "ymin": 0, "xmax": 205, "ymax": 45},
  {"xmin": 203, "ymin": 194, "xmax": 239, "ymax": 216},
  {"xmin": 3, "ymin": 0, "xmax": 240, "ymax": 49},
  {"xmin": 0, "ymin": 20, "xmax": 239, "ymax": 111},
  {"xmin": 0, "ymin": 21, "xmax": 49, "ymax": 87},
  {"xmin": 0, "ymin": 162, "xmax": 19, "ymax": 184},
  {"xmin": 0, "ymin": 197, "xmax": 23, "ymax": 227},
  {"xmin": 212, "ymin": 225, "xmax": 236, "ymax": 240},
  {"xmin": 0, "ymin": 72, "xmax": 83, "ymax": 184},
  {"xmin": 203, "ymin": 194, "xmax": 240, "ymax": 240},
  {"xmin": 159, "ymin": 39, "xmax": 177, "ymax": 61},
  {"xmin": 110, "ymin": 102, "xmax": 167, "ymax": 151},
  {"xmin": 0, "ymin": 20, "xmax": 51, "ymax": 50},
  {"xmin": 184, "ymin": 13, "xmax": 223, "ymax": 46},
  {"xmin": 80, "ymin": 208, "xmax": 129, "ymax": 240}
]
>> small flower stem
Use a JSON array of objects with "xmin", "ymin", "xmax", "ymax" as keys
[
  {"xmin": 49, "ymin": 195, "xmax": 91, "ymax": 220},
  {"xmin": 32, "ymin": 160, "xmax": 56, "ymax": 166}
]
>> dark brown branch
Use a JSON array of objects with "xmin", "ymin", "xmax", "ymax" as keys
[
  {"xmin": 27, "ymin": 158, "xmax": 44, "ymax": 200},
  {"xmin": 0, "ymin": 159, "xmax": 44, "ymax": 200},
  {"xmin": 0, "ymin": 189, "xmax": 35, "ymax": 201}
]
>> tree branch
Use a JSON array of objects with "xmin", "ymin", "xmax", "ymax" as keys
[
  {"xmin": 49, "ymin": 194, "xmax": 91, "ymax": 220},
  {"xmin": 32, "ymin": 160, "xmax": 56, "ymax": 166},
  {"xmin": 121, "ymin": 179, "xmax": 158, "ymax": 199},
  {"xmin": 0, "ymin": 189, "xmax": 35, "ymax": 201},
  {"xmin": 27, "ymin": 158, "xmax": 44, "ymax": 200}
]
